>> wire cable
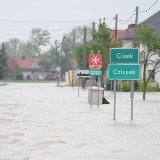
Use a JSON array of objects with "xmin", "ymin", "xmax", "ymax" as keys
[
  {"xmin": 107, "ymin": 17, "xmax": 115, "ymax": 27},
  {"xmin": 139, "ymin": 0, "xmax": 159, "ymax": 13},
  {"xmin": 0, "ymin": 19, "xmax": 99, "ymax": 23},
  {"xmin": 119, "ymin": 9, "xmax": 136, "ymax": 24}
]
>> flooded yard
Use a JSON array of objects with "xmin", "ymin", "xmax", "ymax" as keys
[{"xmin": 0, "ymin": 83, "xmax": 160, "ymax": 160}]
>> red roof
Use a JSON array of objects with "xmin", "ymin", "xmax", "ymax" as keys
[
  {"xmin": 15, "ymin": 57, "xmax": 34, "ymax": 69},
  {"xmin": 111, "ymin": 30, "xmax": 126, "ymax": 41}
]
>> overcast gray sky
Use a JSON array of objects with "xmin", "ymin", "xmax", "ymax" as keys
[{"xmin": 0, "ymin": 0, "xmax": 159, "ymax": 43}]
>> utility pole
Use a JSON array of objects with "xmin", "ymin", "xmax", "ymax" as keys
[
  {"xmin": 72, "ymin": 30, "xmax": 76, "ymax": 68},
  {"xmin": 72, "ymin": 30, "xmax": 76, "ymax": 88},
  {"xmin": 115, "ymin": 14, "xmax": 118, "ymax": 42},
  {"xmin": 13, "ymin": 55, "xmax": 15, "ymax": 80},
  {"xmin": 83, "ymin": 27, "xmax": 87, "ymax": 69},
  {"xmin": 130, "ymin": 6, "xmax": 139, "ymax": 120},
  {"xmin": 92, "ymin": 22, "xmax": 95, "ymax": 32},
  {"xmin": 81, "ymin": 27, "xmax": 87, "ymax": 89},
  {"xmin": 60, "ymin": 36, "xmax": 65, "ymax": 84},
  {"xmin": 134, "ymin": 6, "xmax": 139, "ymax": 48}
]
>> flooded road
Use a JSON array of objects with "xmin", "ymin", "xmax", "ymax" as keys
[{"xmin": 0, "ymin": 83, "xmax": 160, "ymax": 160}]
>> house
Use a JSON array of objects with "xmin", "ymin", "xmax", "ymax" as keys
[
  {"xmin": 7, "ymin": 56, "xmax": 57, "ymax": 80},
  {"xmin": 120, "ymin": 10, "xmax": 160, "ymax": 84}
]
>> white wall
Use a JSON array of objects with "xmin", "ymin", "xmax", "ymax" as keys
[{"xmin": 122, "ymin": 41, "xmax": 160, "ymax": 84}]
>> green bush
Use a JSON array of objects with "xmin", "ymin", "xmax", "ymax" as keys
[
  {"xmin": 122, "ymin": 81, "xmax": 131, "ymax": 92},
  {"xmin": 137, "ymin": 79, "xmax": 159, "ymax": 92},
  {"xmin": 121, "ymin": 79, "xmax": 159, "ymax": 92}
]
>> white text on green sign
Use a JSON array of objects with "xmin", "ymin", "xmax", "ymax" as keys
[
  {"xmin": 89, "ymin": 70, "xmax": 102, "ymax": 76},
  {"xmin": 108, "ymin": 64, "xmax": 140, "ymax": 80},
  {"xmin": 110, "ymin": 48, "xmax": 139, "ymax": 63}
]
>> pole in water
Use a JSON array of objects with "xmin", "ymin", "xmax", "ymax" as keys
[
  {"xmin": 78, "ymin": 77, "xmax": 80, "ymax": 98},
  {"xmin": 131, "ymin": 80, "xmax": 134, "ymax": 120},
  {"xmin": 90, "ymin": 76, "xmax": 93, "ymax": 108},
  {"xmin": 114, "ymin": 80, "xmax": 116, "ymax": 120},
  {"xmin": 97, "ymin": 76, "xmax": 99, "ymax": 108}
]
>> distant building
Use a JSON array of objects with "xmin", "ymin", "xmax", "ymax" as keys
[{"xmin": 7, "ymin": 56, "xmax": 57, "ymax": 80}]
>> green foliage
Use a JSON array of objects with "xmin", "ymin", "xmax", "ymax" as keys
[
  {"xmin": 90, "ymin": 20, "xmax": 123, "ymax": 86},
  {"xmin": 137, "ymin": 79, "xmax": 159, "ymax": 92},
  {"xmin": 75, "ymin": 20, "xmax": 123, "ymax": 71},
  {"xmin": 136, "ymin": 24, "xmax": 160, "ymax": 99},
  {"xmin": 90, "ymin": 20, "xmax": 123, "ymax": 71},
  {"xmin": 75, "ymin": 43, "xmax": 91, "ymax": 69},
  {"xmin": 64, "ymin": 25, "xmax": 93, "ymax": 71},
  {"xmin": 122, "ymin": 81, "xmax": 131, "ymax": 92},
  {"xmin": 121, "ymin": 80, "xmax": 159, "ymax": 92},
  {"xmin": 67, "ymin": 26, "xmax": 92, "ymax": 44},
  {"xmin": 0, "ymin": 44, "xmax": 7, "ymax": 80},
  {"xmin": 49, "ymin": 40, "xmax": 61, "ymax": 67},
  {"xmin": 29, "ymin": 28, "xmax": 51, "ymax": 56},
  {"xmin": 38, "ymin": 53, "xmax": 53, "ymax": 72},
  {"xmin": 18, "ymin": 42, "xmax": 34, "ymax": 57},
  {"xmin": 137, "ymin": 24, "xmax": 160, "ymax": 52},
  {"xmin": 6, "ymin": 63, "xmax": 22, "ymax": 78},
  {"xmin": 62, "ymin": 36, "xmax": 75, "ymax": 72}
]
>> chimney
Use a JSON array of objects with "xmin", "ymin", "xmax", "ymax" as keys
[
  {"xmin": 22, "ymin": 56, "xmax": 25, "ymax": 60},
  {"xmin": 128, "ymin": 24, "xmax": 135, "ymax": 30}
]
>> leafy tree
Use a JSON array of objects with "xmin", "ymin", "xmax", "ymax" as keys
[
  {"xmin": 67, "ymin": 25, "xmax": 92, "ymax": 44},
  {"xmin": 62, "ymin": 36, "xmax": 75, "ymax": 72},
  {"xmin": 38, "ymin": 53, "xmax": 53, "ymax": 79},
  {"xmin": 4, "ymin": 41, "xmax": 12, "ymax": 56},
  {"xmin": 0, "ymin": 43, "xmax": 7, "ymax": 80},
  {"xmin": 75, "ymin": 43, "xmax": 91, "ymax": 69},
  {"xmin": 49, "ymin": 40, "xmax": 61, "ymax": 67},
  {"xmin": 10, "ymin": 38, "xmax": 20, "ymax": 55},
  {"xmin": 89, "ymin": 19, "xmax": 123, "ymax": 87},
  {"xmin": 65, "ymin": 25, "xmax": 93, "ymax": 69},
  {"xmin": 136, "ymin": 24, "xmax": 160, "ymax": 100},
  {"xmin": 18, "ymin": 41, "xmax": 34, "ymax": 57},
  {"xmin": 29, "ymin": 28, "xmax": 51, "ymax": 56},
  {"xmin": 5, "ymin": 38, "xmax": 20, "ymax": 56}
]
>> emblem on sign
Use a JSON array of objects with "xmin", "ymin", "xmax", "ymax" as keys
[{"xmin": 89, "ymin": 54, "xmax": 102, "ymax": 70}]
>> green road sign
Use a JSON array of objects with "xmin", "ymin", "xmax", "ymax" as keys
[
  {"xmin": 110, "ymin": 48, "xmax": 139, "ymax": 63},
  {"xmin": 108, "ymin": 64, "xmax": 140, "ymax": 80},
  {"xmin": 89, "ymin": 70, "xmax": 102, "ymax": 76}
]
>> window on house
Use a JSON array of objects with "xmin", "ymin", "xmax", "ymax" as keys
[{"xmin": 148, "ymin": 69, "xmax": 155, "ymax": 80}]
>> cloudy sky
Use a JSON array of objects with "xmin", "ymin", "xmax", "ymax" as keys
[{"xmin": 0, "ymin": 0, "xmax": 159, "ymax": 43}]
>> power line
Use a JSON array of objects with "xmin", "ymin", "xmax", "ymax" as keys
[
  {"xmin": 0, "ymin": 25, "xmax": 90, "ymax": 34},
  {"xmin": 119, "ymin": 9, "xmax": 136, "ymax": 24},
  {"xmin": 107, "ymin": 17, "xmax": 115, "ymax": 27},
  {"xmin": 0, "ymin": 33, "xmax": 29, "ymax": 36},
  {"xmin": 0, "ymin": 28, "xmax": 30, "ymax": 31},
  {"xmin": 0, "ymin": 19, "xmax": 99, "ymax": 23},
  {"xmin": 139, "ymin": 0, "xmax": 159, "ymax": 13}
]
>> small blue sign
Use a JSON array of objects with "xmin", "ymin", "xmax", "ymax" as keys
[{"xmin": 89, "ymin": 70, "xmax": 102, "ymax": 76}]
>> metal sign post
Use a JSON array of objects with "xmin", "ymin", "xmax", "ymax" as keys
[
  {"xmin": 109, "ymin": 48, "xmax": 140, "ymax": 121},
  {"xmin": 113, "ymin": 80, "xmax": 116, "ymax": 120},
  {"xmin": 78, "ymin": 77, "xmax": 80, "ymax": 98},
  {"xmin": 130, "ymin": 80, "xmax": 134, "ymax": 120},
  {"xmin": 89, "ymin": 52, "xmax": 102, "ymax": 108},
  {"xmin": 90, "ymin": 76, "xmax": 93, "ymax": 108},
  {"xmin": 97, "ymin": 76, "xmax": 99, "ymax": 108}
]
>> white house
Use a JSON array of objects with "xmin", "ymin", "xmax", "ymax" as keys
[{"xmin": 120, "ymin": 10, "xmax": 160, "ymax": 84}]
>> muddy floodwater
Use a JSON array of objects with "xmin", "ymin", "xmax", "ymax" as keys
[{"xmin": 0, "ymin": 83, "xmax": 160, "ymax": 160}]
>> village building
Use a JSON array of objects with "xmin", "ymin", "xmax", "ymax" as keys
[
  {"xmin": 120, "ymin": 10, "xmax": 160, "ymax": 84},
  {"xmin": 7, "ymin": 56, "xmax": 57, "ymax": 80}
]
